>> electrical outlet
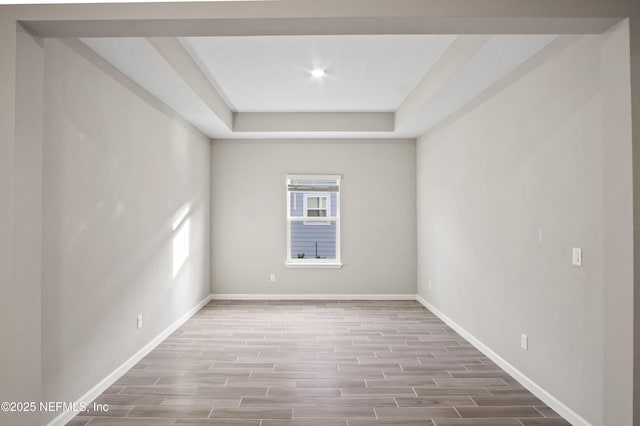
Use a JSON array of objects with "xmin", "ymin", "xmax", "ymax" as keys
[
  {"xmin": 572, "ymin": 248, "xmax": 582, "ymax": 266},
  {"xmin": 428, "ymin": 280, "xmax": 432, "ymax": 291},
  {"xmin": 137, "ymin": 314, "xmax": 143, "ymax": 329},
  {"xmin": 521, "ymin": 333, "xmax": 528, "ymax": 351},
  {"xmin": 270, "ymin": 273, "xmax": 276, "ymax": 282}
]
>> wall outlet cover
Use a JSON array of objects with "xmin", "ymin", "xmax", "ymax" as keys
[
  {"xmin": 572, "ymin": 248, "xmax": 582, "ymax": 266},
  {"xmin": 521, "ymin": 333, "xmax": 528, "ymax": 351}
]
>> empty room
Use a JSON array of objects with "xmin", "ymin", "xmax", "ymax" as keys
[{"xmin": 1, "ymin": 1, "xmax": 638, "ymax": 426}]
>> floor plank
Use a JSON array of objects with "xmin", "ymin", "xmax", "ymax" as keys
[{"xmin": 65, "ymin": 300, "xmax": 568, "ymax": 425}]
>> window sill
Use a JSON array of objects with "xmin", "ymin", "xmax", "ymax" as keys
[{"xmin": 285, "ymin": 262, "xmax": 343, "ymax": 269}]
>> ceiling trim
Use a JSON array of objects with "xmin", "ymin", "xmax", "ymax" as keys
[
  {"xmin": 233, "ymin": 112, "xmax": 394, "ymax": 133},
  {"xmin": 59, "ymin": 37, "xmax": 209, "ymax": 141},
  {"xmin": 420, "ymin": 34, "xmax": 581, "ymax": 140},
  {"xmin": 21, "ymin": 17, "xmax": 621, "ymax": 38},
  {"xmin": 395, "ymin": 35, "xmax": 490, "ymax": 129},
  {"xmin": 147, "ymin": 37, "xmax": 233, "ymax": 129}
]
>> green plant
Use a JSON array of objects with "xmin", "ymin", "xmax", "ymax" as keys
[
  {"xmin": 297, "ymin": 253, "xmax": 305, "ymax": 259},
  {"xmin": 316, "ymin": 256, "xmax": 325, "ymax": 259}
]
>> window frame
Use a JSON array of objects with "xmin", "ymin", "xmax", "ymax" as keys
[{"xmin": 286, "ymin": 174, "xmax": 342, "ymax": 268}]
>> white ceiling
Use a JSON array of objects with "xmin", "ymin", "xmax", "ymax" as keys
[
  {"xmin": 80, "ymin": 34, "xmax": 558, "ymax": 139},
  {"xmin": 179, "ymin": 35, "xmax": 457, "ymax": 112}
]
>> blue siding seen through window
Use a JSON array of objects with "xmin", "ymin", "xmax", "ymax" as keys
[{"xmin": 290, "ymin": 221, "xmax": 337, "ymax": 259}]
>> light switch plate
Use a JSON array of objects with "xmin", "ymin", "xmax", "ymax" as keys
[
  {"xmin": 572, "ymin": 248, "xmax": 582, "ymax": 266},
  {"xmin": 521, "ymin": 333, "xmax": 528, "ymax": 351}
]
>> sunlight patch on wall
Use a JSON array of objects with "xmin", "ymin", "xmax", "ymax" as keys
[{"xmin": 172, "ymin": 206, "xmax": 191, "ymax": 278}]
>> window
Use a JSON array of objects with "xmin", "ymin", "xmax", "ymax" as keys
[
  {"xmin": 286, "ymin": 175, "xmax": 341, "ymax": 267},
  {"xmin": 305, "ymin": 194, "xmax": 329, "ymax": 217},
  {"xmin": 303, "ymin": 193, "xmax": 330, "ymax": 225}
]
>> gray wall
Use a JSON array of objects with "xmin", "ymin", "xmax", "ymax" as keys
[
  {"xmin": 0, "ymin": 13, "xmax": 18, "ymax": 416},
  {"xmin": 0, "ymin": 3, "xmax": 637, "ymax": 426},
  {"xmin": 211, "ymin": 139, "xmax": 416, "ymax": 296},
  {"xmin": 13, "ymin": 25, "xmax": 44, "ymax": 426},
  {"xmin": 600, "ymin": 20, "xmax": 634, "ymax": 426},
  {"xmin": 41, "ymin": 38, "xmax": 211, "ymax": 421},
  {"xmin": 416, "ymin": 32, "xmax": 633, "ymax": 425}
]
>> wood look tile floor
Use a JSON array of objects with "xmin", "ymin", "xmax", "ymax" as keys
[{"xmin": 68, "ymin": 301, "xmax": 570, "ymax": 426}]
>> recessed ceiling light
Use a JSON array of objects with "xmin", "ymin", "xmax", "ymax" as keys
[{"xmin": 311, "ymin": 68, "xmax": 326, "ymax": 78}]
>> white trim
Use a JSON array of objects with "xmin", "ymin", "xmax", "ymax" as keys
[
  {"xmin": 210, "ymin": 294, "xmax": 416, "ymax": 300},
  {"xmin": 336, "ymin": 182, "xmax": 341, "ymax": 262},
  {"xmin": 287, "ymin": 174, "xmax": 342, "ymax": 181},
  {"xmin": 286, "ymin": 181, "xmax": 291, "ymax": 264},
  {"xmin": 290, "ymin": 216, "xmax": 336, "ymax": 222},
  {"xmin": 47, "ymin": 294, "xmax": 214, "ymax": 426},
  {"xmin": 285, "ymin": 262, "xmax": 343, "ymax": 268},
  {"xmin": 414, "ymin": 295, "xmax": 590, "ymax": 426}
]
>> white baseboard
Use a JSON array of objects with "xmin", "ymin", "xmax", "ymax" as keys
[
  {"xmin": 48, "ymin": 294, "xmax": 214, "ymax": 426},
  {"xmin": 209, "ymin": 293, "xmax": 416, "ymax": 300},
  {"xmin": 415, "ymin": 294, "xmax": 590, "ymax": 426}
]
